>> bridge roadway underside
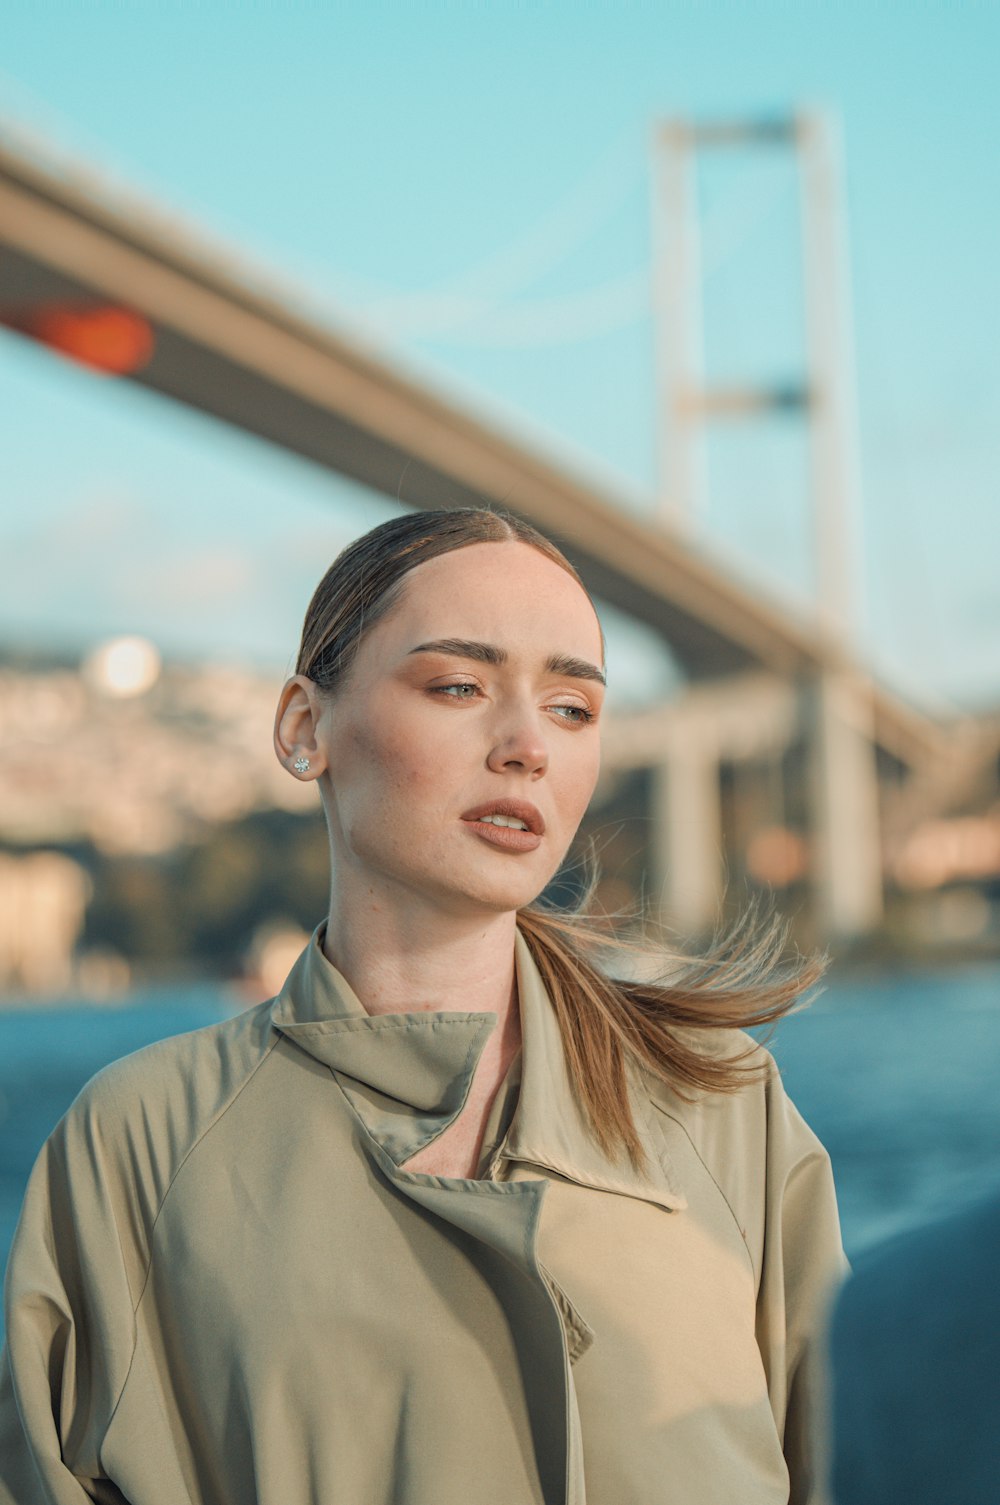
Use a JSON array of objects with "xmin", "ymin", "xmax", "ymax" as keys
[
  {"xmin": 0, "ymin": 141, "xmax": 938, "ymax": 770},
  {"xmin": 0, "ymin": 248, "xmax": 800, "ymax": 680}
]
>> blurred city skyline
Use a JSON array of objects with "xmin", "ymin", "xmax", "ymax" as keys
[{"xmin": 2, "ymin": 1, "xmax": 999, "ymax": 710}]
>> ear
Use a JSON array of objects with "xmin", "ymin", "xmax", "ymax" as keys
[{"xmin": 273, "ymin": 675, "xmax": 328, "ymax": 780}]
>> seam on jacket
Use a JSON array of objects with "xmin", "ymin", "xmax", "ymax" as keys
[
  {"xmin": 101, "ymin": 1027, "xmax": 283, "ymax": 1445},
  {"xmin": 283, "ymin": 1012, "xmax": 494, "ymax": 1037},
  {"xmin": 647, "ymin": 1098, "xmax": 757, "ymax": 1279}
]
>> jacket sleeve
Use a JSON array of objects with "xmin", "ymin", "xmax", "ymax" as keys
[
  {"xmin": 0, "ymin": 1076, "xmax": 142, "ymax": 1505},
  {"xmin": 755, "ymin": 1059, "xmax": 848, "ymax": 1505}
]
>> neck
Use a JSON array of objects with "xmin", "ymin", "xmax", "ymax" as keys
[{"xmin": 322, "ymin": 881, "xmax": 521, "ymax": 1030}]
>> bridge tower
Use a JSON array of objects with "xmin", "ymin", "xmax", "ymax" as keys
[{"xmin": 650, "ymin": 113, "xmax": 883, "ymax": 942}]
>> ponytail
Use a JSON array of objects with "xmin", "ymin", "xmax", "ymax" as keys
[{"xmin": 516, "ymin": 891, "xmax": 824, "ymax": 1172}]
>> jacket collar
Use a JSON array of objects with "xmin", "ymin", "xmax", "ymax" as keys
[{"xmin": 270, "ymin": 922, "xmax": 685, "ymax": 1212}]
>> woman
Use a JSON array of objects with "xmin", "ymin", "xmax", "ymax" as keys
[{"xmin": 0, "ymin": 507, "xmax": 844, "ymax": 1505}]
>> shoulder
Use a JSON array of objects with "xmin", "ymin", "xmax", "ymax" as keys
[
  {"xmin": 11, "ymin": 1001, "xmax": 280, "ymax": 1311},
  {"xmin": 50, "ymin": 999, "xmax": 279, "ymax": 1211},
  {"xmin": 639, "ymin": 1029, "xmax": 834, "ymax": 1239},
  {"xmin": 647, "ymin": 1026, "xmax": 828, "ymax": 1153},
  {"xmin": 72, "ymin": 995, "xmax": 276, "ymax": 1133},
  {"xmin": 641, "ymin": 1027, "xmax": 788, "ymax": 1158}
]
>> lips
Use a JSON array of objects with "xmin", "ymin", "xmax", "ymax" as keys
[{"xmin": 460, "ymin": 799, "xmax": 545, "ymax": 835}]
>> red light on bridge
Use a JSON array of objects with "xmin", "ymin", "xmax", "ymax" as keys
[{"xmin": 3, "ymin": 304, "xmax": 155, "ymax": 375}]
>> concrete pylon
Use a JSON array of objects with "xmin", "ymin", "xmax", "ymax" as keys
[
  {"xmin": 651, "ymin": 728, "xmax": 723, "ymax": 940},
  {"xmin": 807, "ymin": 669, "xmax": 883, "ymax": 940}
]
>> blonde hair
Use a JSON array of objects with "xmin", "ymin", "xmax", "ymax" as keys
[{"xmin": 296, "ymin": 507, "xmax": 823, "ymax": 1170}]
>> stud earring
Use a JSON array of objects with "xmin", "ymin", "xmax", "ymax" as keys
[{"xmin": 293, "ymin": 756, "xmax": 311, "ymax": 774}]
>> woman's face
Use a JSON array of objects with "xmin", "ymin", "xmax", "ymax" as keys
[{"xmin": 304, "ymin": 540, "xmax": 605, "ymax": 917}]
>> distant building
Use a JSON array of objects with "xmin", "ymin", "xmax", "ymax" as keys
[
  {"xmin": 0, "ymin": 850, "xmax": 91, "ymax": 996},
  {"xmin": 0, "ymin": 648, "xmax": 317, "ymax": 857}
]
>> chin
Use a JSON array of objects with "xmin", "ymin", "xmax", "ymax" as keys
[
  {"xmin": 453, "ymin": 846, "xmax": 573, "ymax": 916},
  {"xmin": 430, "ymin": 863, "xmax": 555, "ymax": 917}
]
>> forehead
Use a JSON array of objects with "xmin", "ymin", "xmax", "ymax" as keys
[{"xmin": 380, "ymin": 540, "xmax": 604, "ymax": 659}]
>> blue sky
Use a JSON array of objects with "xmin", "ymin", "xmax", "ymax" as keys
[{"xmin": 1, "ymin": 0, "xmax": 998, "ymax": 709}]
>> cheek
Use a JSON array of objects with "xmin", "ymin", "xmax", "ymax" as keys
[
  {"xmin": 561, "ymin": 743, "xmax": 601, "ymax": 822},
  {"xmin": 341, "ymin": 707, "xmax": 451, "ymax": 811}
]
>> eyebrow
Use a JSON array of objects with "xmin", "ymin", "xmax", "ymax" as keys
[{"xmin": 408, "ymin": 638, "xmax": 606, "ymax": 687}]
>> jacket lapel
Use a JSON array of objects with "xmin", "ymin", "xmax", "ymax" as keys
[
  {"xmin": 269, "ymin": 921, "xmax": 687, "ymax": 1212},
  {"xmin": 270, "ymin": 926, "xmax": 499, "ymax": 1162}
]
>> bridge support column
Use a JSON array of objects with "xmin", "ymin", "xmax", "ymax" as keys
[
  {"xmin": 807, "ymin": 670, "xmax": 883, "ymax": 940},
  {"xmin": 651, "ymin": 733, "xmax": 723, "ymax": 940}
]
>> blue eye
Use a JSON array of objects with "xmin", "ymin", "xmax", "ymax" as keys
[{"xmin": 430, "ymin": 684, "xmax": 594, "ymax": 723}]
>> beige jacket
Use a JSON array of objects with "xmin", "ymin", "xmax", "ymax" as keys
[{"xmin": 0, "ymin": 924, "xmax": 844, "ymax": 1505}]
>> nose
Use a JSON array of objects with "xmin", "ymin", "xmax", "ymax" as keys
[{"xmin": 486, "ymin": 707, "xmax": 549, "ymax": 778}]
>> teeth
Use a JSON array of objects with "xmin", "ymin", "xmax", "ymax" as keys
[{"xmin": 481, "ymin": 814, "xmax": 529, "ymax": 830}]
